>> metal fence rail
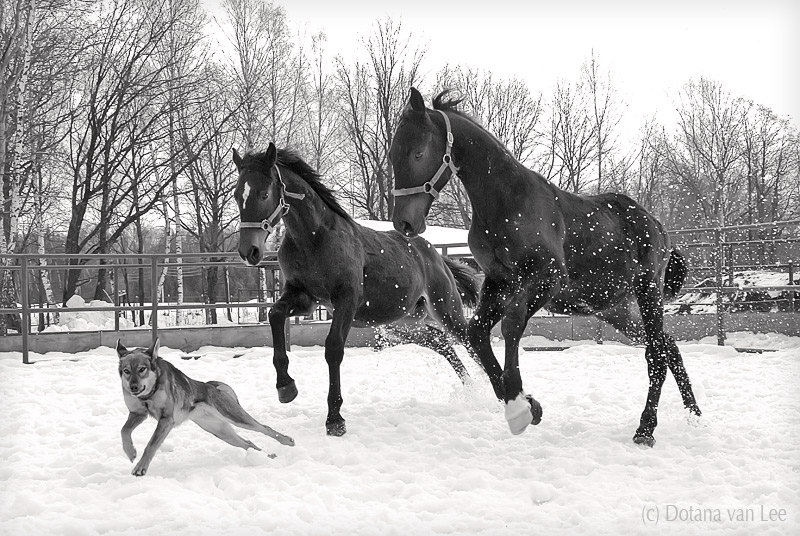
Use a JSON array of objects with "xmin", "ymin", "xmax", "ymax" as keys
[{"xmin": 1, "ymin": 221, "xmax": 798, "ymax": 363}]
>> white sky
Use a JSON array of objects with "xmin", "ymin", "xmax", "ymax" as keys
[{"xmin": 275, "ymin": 0, "xmax": 799, "ymax": 127}]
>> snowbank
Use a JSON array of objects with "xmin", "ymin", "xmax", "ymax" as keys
[
  {"xmin": 43, "ymin": 295, "xmax": 134, "ymax": 332},
  {"xmin": 1, "ymin": 335, "xmax": 798, "ymax": 535}
]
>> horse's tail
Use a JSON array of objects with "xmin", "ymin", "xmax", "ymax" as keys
[
  {"xmin": 664, "ymin": 249, "xmax": 687, "ymax": 300},
  {"xmin": 443, "ymin": 256, "xmax": 480, "ymax": 307}
]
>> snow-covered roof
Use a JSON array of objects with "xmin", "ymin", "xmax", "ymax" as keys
[{"xmin": 356, "ymin": 219, "xmax": 470, "ymax": 255}]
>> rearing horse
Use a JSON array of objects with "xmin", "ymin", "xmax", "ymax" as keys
[
  {"xmin": 234, "ymin": 143, "xmax": 482, "ymax": 436},
  {"xmin": 390, "ymin": 88, "xmax": 701, "ymax": 446}
]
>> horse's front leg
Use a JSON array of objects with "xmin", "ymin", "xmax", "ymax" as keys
[
  {"xmin": 268, "ymin": 285, "xmax": 313, "ymax": 403},
  {"xmin": 500, "ymin": 281, "xmax": 554, "ymax": 434},
  {"xmin": 324, "ymin": 295, "xmax": 356, "ymax": 436},
  {"xmin": 467, "ymin": 274, "xmax": 511, "ymax": 401}
]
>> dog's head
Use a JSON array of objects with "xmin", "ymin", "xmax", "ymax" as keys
[{"xmin": 117, "ymin": 338, "xmax": 160, "ymax": 398}]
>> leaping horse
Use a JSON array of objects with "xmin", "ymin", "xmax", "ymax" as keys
[
  {"xmin": 390, "ymin": 88, "xmax": 701, "ymax": 446},
  {"xmin": 234, "ymin": 143, "xmax": 482, "ymax": 436}
]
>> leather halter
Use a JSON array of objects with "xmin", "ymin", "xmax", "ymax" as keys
[
  {"xmin": 392, "ymin": 109, "xmax": 458, "ymax": 200},
  {"xmin": 239, "ymin": 165, "xmax": 305, "ymax": 235}
]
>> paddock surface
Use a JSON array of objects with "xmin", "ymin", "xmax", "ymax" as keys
[{"xmin": 1, "ymin": 333, "xmax": 798, "ymax": 535}]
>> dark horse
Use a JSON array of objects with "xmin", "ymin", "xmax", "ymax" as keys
[
  {"xmin": 390, "ymin": 88, "xmax": 701, "ymax": 446},
  {"xmin": 234, "ymin": 142, "xmax": 481, "ymax": 436}
]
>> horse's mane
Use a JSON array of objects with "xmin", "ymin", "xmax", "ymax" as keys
[
  {"xmin": 431, "ymin": 89, "xmax": 509, "ymax": 154},
  {"xmin": 432, "ymin": 89, "xmax": 465, "ymax": 113},
  {"xmin": 240, "ymin": 148, "xmax": 353, "ymax": 223}
]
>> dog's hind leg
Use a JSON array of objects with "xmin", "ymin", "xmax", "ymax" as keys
[
  {"xmin": 207, "ymin": 384, "xmax": 295, "ymax": 446},
  {"xmin": 191, "ymin": 408, "xmax": 261, "ymax": 451},
  {"xmin": 207, "ymin": 381, "xmax": 240, "ymax": 403}
]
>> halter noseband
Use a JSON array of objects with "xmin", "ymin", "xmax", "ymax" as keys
[
  {"xmin": 392, "ymin": 109, "xmax": 458, "ymax": 200},
  {"xmin": 239, "ymin": 165, "xmax": 305, "ymax": 235}
]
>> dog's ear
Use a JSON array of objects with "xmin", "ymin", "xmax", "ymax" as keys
[
  {"xmin": 147, "ymin": 337, "xmax": 160, "ymax": 365},
  {"xmin": 116, "ymin": 339, "xmax": 128, "ymax": 358}
]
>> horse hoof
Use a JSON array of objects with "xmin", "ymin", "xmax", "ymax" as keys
[
  {"xmin": 505, "ymin": 394, "xmax": 532, "ymax": 435},
  {"xmin": 326, "ymin": 420, "xmax": 346, "ymax": 437},
  {"xmin": 633, "ymin": 433, "xmax": 655, "ymax": 448},
  {"xmin": 277, "ymin": 381, "xmax": 298, "ymax": 403},
  {"xmin": 527, "ymin": 395, "xmax": 543, "ymax": 425}
]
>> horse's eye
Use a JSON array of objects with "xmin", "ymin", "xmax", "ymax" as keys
[
  {"xmin": 260, "ymin": 191, "xmax": 270, "ymax": 200},
  {"xmin": 414, "ymin": 151, "xmax": 424, "ymax": 160}
]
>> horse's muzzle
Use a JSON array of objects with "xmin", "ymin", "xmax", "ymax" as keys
[
  {"xmin": 393, "ymin": 219, "xmax": 425, "ymax": 238},
  {"xmin": 240, "ymin": 245, "xmax": 262, "ymax": 266}
]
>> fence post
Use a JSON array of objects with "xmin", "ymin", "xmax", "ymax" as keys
[
  {"xmin": 789, "ymin": 260, "xmax": 795, "ymax": 313},
  {"xmin": 20, "ymin": 256, "xmax": 30, "ymax": 364},
  {"xmin": 113, "ymin": 263, "xmax": 120, "ymax": 332},
  {"xmin": 715, "ymin": 228, "xmax": 725, "ymax": 346},
  {"xmin": 150, "ymin": 256, "xmax": 158, "ymax": 345}
]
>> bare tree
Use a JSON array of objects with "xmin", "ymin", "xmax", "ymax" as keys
[
  {"xmin": 665, "ymin": 78, "xmax": 746, "ymax": 227},
  {"xmin": 60, "ymin": 0, "xmax": 232, "ymax": 303},
  {"xmin": 336, "ymin": 18, "xmax": 423, "ymax": 220},
  {"xmin": 583, "ymin": 50, "xmax": 623, "ymax": 194},
  {"xmin": 741, "ymin": 103, "xmax": 797, "ymax": 224},
  {"xmin": 548, "ymin": 79, "xmax": 597, "ymax": 193},
  {"xmin": 304, "ymin": 32, "xmax": 341, "ymax": 179},
  {"xmin": 177, "ymin": 66, "xmax": 241, "ymax": 323}
]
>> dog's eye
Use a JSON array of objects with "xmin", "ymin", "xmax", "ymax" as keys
[
  {"xmin": 138, "ymin": 366, "xmax": 147, "ymax": 374},
  {"xmin": 122, "ymin": 369, "xmax": 130, "ymax": 375}
]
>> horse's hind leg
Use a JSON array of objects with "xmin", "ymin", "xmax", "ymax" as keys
[
  {"xmin": 399, "ymin": 323, "xmax": 470, "ymax": 383},
  {"xmin": 664, "ymin": 337, "xmax": 701, "ymax": 416},
  {"xmin": 268, "ymin": 286, "xmax": 313, "ymax": 403},
  {"xmin": 597, "ymin": 299, "xmax": 700, "ymax": 416},
  {"xmin": 632, "ymin": 277, "xmax": 676, "ymax": 447}
]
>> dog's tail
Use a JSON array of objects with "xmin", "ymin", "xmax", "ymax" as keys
[
  {"xmin": 664, "ymin": 249, "xmax": 687, "ymax": 300},
  {"xmin": 443, "ymin": 256, "xmax": 480, "ymax": 307}
]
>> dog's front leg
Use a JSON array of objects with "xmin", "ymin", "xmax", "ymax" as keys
[
  {"xmin": 132, "ymin": 416, "xmax": 174, "ymax": 476},
  {"xmin": 121, "ymin": 411, "xmax": 147, "ymax": 462}
]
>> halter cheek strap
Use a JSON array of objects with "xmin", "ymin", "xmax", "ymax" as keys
[
  {"xmin": 392, "ymin": 109, "xmax": 458, "ymax": 200},
  {"xmin": 239, "ymin": 165, "xmax": 306, "ymax": 236}
]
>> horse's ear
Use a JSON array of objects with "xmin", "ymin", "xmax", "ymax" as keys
[
  {"xmin": 409, "ymin": 87, "xmax": 425, "ymax": 112},
  {"xmin": 265, "ymin": 142, "xmax": 277, "ymax": 166},
  {"xmin": 232, "ymin": 148, "xmax": 243, "ymax": 169}
]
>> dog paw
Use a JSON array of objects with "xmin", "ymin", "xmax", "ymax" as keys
[
  {"xmin": 131, "ymin": 461, "xmax": 149, "ymax": 476},
  {"xmin": 123, "ymin": 445, "xmax": 137, "ymax": 462}
]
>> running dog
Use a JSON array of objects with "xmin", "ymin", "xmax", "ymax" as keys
[{"xmin": 117, "ymin": 338, "xmax": 294, "ymax": 476}]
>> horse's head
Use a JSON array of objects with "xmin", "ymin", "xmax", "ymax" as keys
[
  {"xmin": 234, "ymin": 142, "xmax": 288, "ymax": 266},
  {"xmin": 390, "ymin": 87, "xmax": 455, "ymax": 237}
]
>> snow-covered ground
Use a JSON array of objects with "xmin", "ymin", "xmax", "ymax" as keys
[{"xmin": 1, "ymin": 333, "xmax": 798, "ymax": 535}]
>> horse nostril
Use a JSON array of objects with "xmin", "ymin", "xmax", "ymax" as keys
[{"xmin": 246, "ymin": 246, "xmax": 261, "ymax": 265}]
